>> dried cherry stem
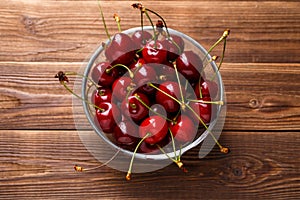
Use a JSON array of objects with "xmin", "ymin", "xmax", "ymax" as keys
[
  {"xmin": 126, "ymin": 133, "xmax": 150, "ymax": 181},
  {"xmin": 74, "ymin": 149, "xmax": 120, "ymax": 172},
  {"xmin": 113, "ymin": 13, "xmax": 122, "ymax": 32},
  {"xmin": 134, "ymin": 93, "xmax": 173, "ymax": 123},
  {"xmin": 106, "ymin": 64, "xmax": 134, "ymax": 78},
  {"xmin": 148, "ymin": 83, "xmax": 185, "ymax": 109},
  {"xmin": 55, "ymin": 71, "xmax": 104, "ymax": 112},
  {"xmin": 97, "ymin": 0, "xmax": 111, "ymax": 41},
  {"xmin": 185, "ymin": 103, "xmax": 229, "ymax": 154}
]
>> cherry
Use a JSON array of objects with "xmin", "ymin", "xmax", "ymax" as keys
[
  {"xmin": 188, "ymin": 96, "xmax": 212, "ymax": 125},
  {"xmin": 113, "ymin": 120, "xmax": 139, "ymax": 146},
  {"xmin": 105, "ymin": 33, "xmax": 138, "ymax": 66},
  {"xmin": 132, "ymin": 64, "xmax": 157, "ymax": 95},
  {"xmin": 194, "ymin": 79, "xmax": 218, "ymax": 99},
  {"xmin": 92, "ymin": 87, "xmax": 112, "ymax": 106},
  {"xmin": 150, "ymin": 62, "xmax": 176, "ymax": 82},
  {"xmin": 176, "ymin": 51, "xmax": 203, "ymax": 83},
  {"xmin": 169, "ymin": 115, "xmax": 197, "ymax": 143},
  {"xmin": 112, "ymin": 76, "xmax": 134, "ymax": 102},
  {"xmin": 131, "ymin": 30, "xmax": 153, "ymax": 47},
  {"xmin": 95, "ymin": 102, "xmax": 121, "ymax": 133},
  {"xmin": 139, "ymin": 115, "xmax": 168, "ymax": 145},
  {"xmin": 138, "ymin": 135, "xmax": 171, "ymax": 153},
  {"xmin": 155, "ymin": 81, "xmax": 185, "ymax": 113},
  {"xmin": 121, "ymin": 92, "xmax": 150, "ymax": 123},
  {"xmin": 162, "ymin": 34, "xmax": 184, "ymax": 61},
  {"xmin": 91, "ymin": 62, "xmax": 118, "ymax": 87},
  {"xmin": 142, "ymin": 40, "xmax": 167, "ymax": 64}
]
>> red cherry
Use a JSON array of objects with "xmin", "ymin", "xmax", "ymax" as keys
[
  {"xmin": 112, "ymin": 77, "xmax": 134, "ymax": 102},
  {"xmin": 133, "ymin": 64, "xmax": 157, "ymax": 95},
  {"xmin": 188, "ymin": 97, "xmax": 212, "ymax": 124},
  {"xmin": 113, "ymin": 120, "xmax": 139, "ymax": 146},
  {"xmin": 155, "ymin": 81, "xmax": 185, "ymax": 113},
  {"xmin": 194, "ymin": 79, "xmax": 218, "ymax": 99},
  {"xmin": 142, "ymin": 40, "xmax": 167, "ymax": 64},
  {"xmin": 139, "ymin": 116, "xmax": 168, "ymax": 145},
  {"xmin": 151, "ymin": 62, "xmax": 176, "ymax": 82},
  {"xmin": 138, "ymin": 135, "xmax": 171, "ymax": 154},
  {"xmin": 169, "ymin": 115, "xmax": 197, "ymax": 143},
  {"xmin": 162, "ymin": 34, "xmax": 184, "ymax": 61},
  {"xmin": 92, "ymin": 87, "xmax": 112, "ymax": 106},
  {"xmin": 91, "ymin": 62, "xmax": 118, "ymax": 87},
  {"xmin": 176, "ymin": 51, "xmax": 203, "ymax": 83},
  {"xmin": 131, "ymin": 30, "xmax": 153, "ymax": 48},
  {"xmin": 129, "ymin": 58, "xmax": 146, "ymax": 69},
  {"xmin": 105, "ymin": 33, "xmax": 138, "ymax": 66},
  {"xmin": 95, "ymin": 102, "xmax": 121, "ymax": 133},
  {"xmin": 121, "ymin": 92, "xmax": 150, "ymax": 123}
]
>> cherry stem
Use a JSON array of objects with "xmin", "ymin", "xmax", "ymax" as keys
[
  {"xmin": 148, "ymin": 83, "xmax": 184, "ymax": 107},
  {"xmin": 74, "ymin": 148, "xmax": 120, "ymax": 172},
  {"xmin": 168, "ymin": 128, "xmax": 178, "ymax": 160},
  {"xmin": 144, "ymin": 10, "xmax": 157, "ymax": 47},
  {"xmin": 106, "ymin": 64, "xmax": 134, "ymax": 78},
  {"xmin": 97, "ymin": 0, "xmax": 111, "ymax": 41},
  {"xmin": 157, "ymin": 144, "xmax": 183, "ymax": 169},
  {"xmin": 188, "ymin": 99, "xmax": 224, "ymax": 105},
  {"xmin": 134, "ymin": 94, "xmax": 173, "ymax": 123},
  {"xmin": 173, "ymin": 63, "xmax": 185, "ymax": 105},
  {"xmin": 126, "ymin": 133, "xmax": 150, "ymax": 181},
  {"xmin": 145, "ymin": 8, "xmax": 170, "ymax": 38},
  {"xmin": 113, "ymin": 14, "xmax": 122, "ymax": 32},
  {"xmin": 65, "ymin": 71, "xmax": 100, "ymax": 88},
  {"xmin": 185, "ymin": 103, "xmax": 228, "ymax": 153},
  {"xmin": 211, "ymin": 39, "xmax": 227, "ymax": 81},
  {"xmin": 60, "ymin": 81, "xmax": 104, "ymax": 112}
]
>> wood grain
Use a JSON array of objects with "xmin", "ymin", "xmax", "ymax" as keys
[
  {"xmin": 0, "ymin": 1, "xmax": 299, "ymax": 63},
  {"xmin": 0, "ymin": 130, "xmax": 299, "ymax": 199},
  {"xmin": 1, "ymin": 62, "xmax": 299, "ymax": 130}
]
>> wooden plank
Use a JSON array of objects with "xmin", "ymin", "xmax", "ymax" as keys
[
  {"xmin": 1, "ymin": 62, "xmax": 299, "ymax": 130},
  {"xmin": 0, "ymin": 1, "xmax": 299, "ymax": 63},
  {"xmin": 0, "ymin": 130, "xmax": 299, "ymax": 199}
]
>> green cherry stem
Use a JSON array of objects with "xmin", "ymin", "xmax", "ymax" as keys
[
  {"xmin": 156, "ymin": 144, "xmax": 183, "ymax": 169},
  {"xmin": 187, "ymin": 99, "xmax": 224, "ymax": 105},
  {"xmin": 145, "ymin": 8, "xmax": 170, "ymax": 38},
  {"xmin": 113, "ymin": 14, "xmax": 122, "ymax": 32},
  {"xmin": 74, "ymin": 148, "xmax": 120, "ymax": 172},
  {"xmin": 211, "ymin": 39, "xmax": 227, "ymax": 81},
  {"xmin": 60, "ymin": 81, "xmax": 104, "ymax": 112},
  {"xmin": 185, "ymin": 103, "xmax": 228, "ymax": 154},
  {"xmin": 134, "ymin": 94, "xmax": 173, "ymax": 123},
  {"xmin": 106, "ymin": 64, "xmax": 134, "ymax": 78},
  {"xmin": 148, "ymin": 83, "xmax": 184, "ymax": 108},
  {"xmin": 173, "ymin": 63, "xmax": 185, "ymax": 105},
  {"xmin": 97, "ymin": 0, "xmax": 111, "ymax": 41},
  {"xmin": 126, "ymin": 133, "xmax": 150, "ymax": 181},
  {"xmin": 144, "ymin": 10, "xmax": 157, "ymax": 46}
]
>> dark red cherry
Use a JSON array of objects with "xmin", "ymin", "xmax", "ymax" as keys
[
  {"xmin": 188, "ymin": 97, "xmax": 212, "ymax": 125},
  {"xmin": 113, "ymin": 120, "xmax": 139, "ymax": 146},
  {"xmin": 92, "ymin": 87, "xmax": 112, "ymax": 106},
  {"xmin": 121, "ymin": 92, "xmax": 150, "ymax": 123},
  {"xmin": 142, "ymin": 40, "xmax": 167, "ymax": 64},
  {"xmin": 139, "ymin": 115, "xmax": 168, "ymax": 145},
  {"xmin": 91, "ymin": 62, "xmax": 118, "ymax": 87},
  {"xmin": 151, "ymin": 62, "xmax": 176, "ymax": 82},
  {"xmin": 131, "ymin": 30, "xmax": 153, "ymax": 47},
  {"xmin": 169, "ymin": 115, "xmax": 197, "ymax": 143},
  {"xmin": 155, "ymin": 81, "xmax": 185, "ymax": 113},
  {"xmin": 138, "ymin": 135, "xmax": 171, "ymax": 154},
  {"xmin": 133, "ymin": 64, "xmax": 157, "ymax": 95},
  {"xmin": 95, "ymin": 102, "xmax": 121, "ymax": 133},
  {"xmin": 112, "ymin": 77, "xmax": 134, "ymax": 102},
  {"xmin": 162, "ymin": 34, "xmax": 184, "ymax": 61},
  {"xmin": 105, "ymin": 33, "xmax": 138, "ymax": 66},
  {"xmin": 194, "ymin": 79, "xmax": 218, "ymax": 99},
  {"xmin": 176, "ymin": 51, "xmax": 203, "ymax": 83}
]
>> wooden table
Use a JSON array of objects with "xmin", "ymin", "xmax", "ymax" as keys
[{"xmin": 1, "ymin": 0, "xmax": 299, "ymax": 199}]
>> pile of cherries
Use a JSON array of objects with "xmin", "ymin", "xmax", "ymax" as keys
[{"xmin": 90, "ymin": 27, "xmax": 218, "ymax": 154}]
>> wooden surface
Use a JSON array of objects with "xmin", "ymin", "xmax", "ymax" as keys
[{"xmin": 0, "ymin": 0, "xmax": 299, "ymax": 199}]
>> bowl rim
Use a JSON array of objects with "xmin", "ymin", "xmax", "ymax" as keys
[{"xmin": 81, "ymin": 26, "xmax": 225, "ymax": 160}]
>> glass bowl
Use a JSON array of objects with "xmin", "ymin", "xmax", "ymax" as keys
[{"xmin": 72, "ymin": 26, "xmax": 226, "ymax": 173}]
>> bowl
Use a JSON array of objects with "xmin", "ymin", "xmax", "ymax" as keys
[{"xmin": 72, "ymin": 26, "xmax": 226, "ymax": 173}]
